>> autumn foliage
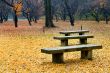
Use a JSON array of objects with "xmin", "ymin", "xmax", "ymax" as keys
[
  {"xmin": 0, "ymin": 20, "xmax": 110, "ymax": 72},
  {"xmin": 13, "ymin": 2, "xmax": 22, "ymax": 15}
]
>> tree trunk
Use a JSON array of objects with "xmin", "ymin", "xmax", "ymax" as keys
[
  {"xmin": 14, "ymin": 11, "xmax": 18, "ymax": 27},
  {"xmin": 105, "ymin": 16, "xmax": 108, "ymax": 24},
  {"xmin": 0, "ymin": 12, "xmax": 3, "ymax": 23},
  {"xmin": 0, "ymin": 16, "xmax": 3, "ymax": 23},
  {"xmin": 14, "ymin": 14, "xmax": 18, "ymax": 27},
  {"xmin": 95, "ymin": 13, "xmax": 99, "ymax": 23},
  {"xmin": 64, "ymin": 0, "xmax": 74, "ymax": 26},
  {"xmin": 3, "ymin": 14, "xmax": 8, "ymax": 22},
  {"xmin": 28, "ymin": 18, "xmax": 32, "ymax": 26},
  {"xmin": 101, "ymin": 7, "xmax": 109, "ymax": 24},
  {"xmin": 28, "ymin": 15, "xmax": 32, "ymax": 26},
  {"xmin": 44, "ymin": 0, "xmax": 55, "ymax": 27},
  {"xmin": 55, "ymin": 15, "xmax": 58, "ymax": 22},
  {"xmin": 62, "ymin": 13, "xmax": 66, "ymax": 21},
  {"xmin": 34, "ymin": 18, "xmax": 37, "ymax": 23}
]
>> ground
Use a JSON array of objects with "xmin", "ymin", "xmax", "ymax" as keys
[{"xmin": 0, "ymin": 20, "xmax": 110, "ymax": 73}]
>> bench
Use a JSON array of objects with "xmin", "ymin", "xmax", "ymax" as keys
[
  {"xmin": 60, "ymin": 30, "xmax": 89, "ymax": 36},
  {"xmin": 54, "ymin": 35, "xmax": 94, "ymax": 46},
  {"xmin": 41, "ymin": 44, "xmax": 102, "ymax": 63}
]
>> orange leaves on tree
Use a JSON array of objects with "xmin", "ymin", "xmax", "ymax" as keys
[{"xmin": 13, "ymin": 2, "xmax": 23, "ymax": 16}]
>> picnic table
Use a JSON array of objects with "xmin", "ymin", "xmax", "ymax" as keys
[
  {"xmin": 59, "ymin": 30, "xmax": 89, "ymax": 36},
  {"xmin": 54, "ymin": 35, "xmax": 94, "ymax": 46},
  {"xmin": 41, "ymin": 44, "xmax": 102, "ymax": 63},
  {"xmin": 41, "ymin": 30, "xmax": 102, "ymax": 64}
]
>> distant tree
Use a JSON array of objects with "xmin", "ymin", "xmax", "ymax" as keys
[
  {"xmin": 100, "ymin": 0, "xmax": 110, "ymax": 24},
  {"xmin": 64, "ymin": 0, "xmax": 79, "ymax": 26},
  {"xmin": 91, "ymin": 0, "xmax": 101, "ymax": 23},
  {"xmin": 51, "ymin": 0, "xmax": 62, "ymax": 22},
  {"xmin": 1, "ymin": 0, "xmax": 22, "ymax": 27},
  {"xmin": 22, "ymin": 0, "xmax": 44, "ymax": 25},
  {"xmin": 64, "ymin": 0, "xmax": 75, "ymax": 26},
  {"xmin": 44, "ymin": 0, "xmax": 55, "ymax": 27},
  {"xmin": 31, "ymin": 0, "xmax": 44, "ymax": 23},
  {"xmin": 22, "ymin": 0, "xmax": 33, "ymax": 26},
  {"xmin": 79, "ymin": 0, "xmax": 100, "ymax": 22},
  {"xmin": 0, "ymin": 1, "xmax": 10, "ymax": 23}
]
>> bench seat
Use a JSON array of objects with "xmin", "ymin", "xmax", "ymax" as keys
[
  {"xmin": 60, "ymin": 30, "xmax": 89, "ymax": 36},
  {"xmin": 54, "ymin": 35, "xmax": 94, "ymax": 45},
  {"xmin": 54, "ymin": 35, "xmax": 93, "ymax": 40},
  {"xmin": 41, "ymin": 44, "xmax": 102, "ymax": 63}
]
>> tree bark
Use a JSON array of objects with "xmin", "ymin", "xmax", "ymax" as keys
[
  {"xmin": 0, "ymin": 12, "xmax": 3, "ymax": 23},
  {"xmin": 44, "ymin": 0, "xmax": 55, "ymax": 28},
  {"xmin": 14, "ymin": 11, "xmax": 18, "ymax": 27},
  {"xmin": 0, "ymin": 16, "xmax": 3, "ymax": 23},
  {"xmin": 64, "ymin": 0, "xmax": 74, "ymax": 26},
  {"xmin": 27, "ymin": 18, "xmax": 32, "ymax": 26}
]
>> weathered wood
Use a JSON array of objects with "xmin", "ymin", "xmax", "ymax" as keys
[
  {"xmin": 54, "ymin": 35, "xmax": 93, "ymax": 46},
  {"xmin": 52, "ymin": 53, "xmax": 64, "ymax": 63},
  {"xmin": 41, "ymin": 44, "xmax": 102, "ymax": 63},
  {"xmin": 60, "ymin": 30, "xmax": 89, "ymax": 35},
  {"xmin": 41, "ymin": 44, "xmax": 102, "ymax": 54},
  {"xmin": 54, "ymin": 35, "xmax": 93, "ymax": 40}
]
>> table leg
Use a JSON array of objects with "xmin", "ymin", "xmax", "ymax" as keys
[
  {"xmin": 79, "ymin": 32, "xmax": 84, "ymax": 35},
  {"xmin": 81, "ymin": 50, "xmax": 92, "ymax": 60},
  {"xmin": 52, "ymin": 53, "xmax": 64, "ymax": 63},
  {"xmin": 80, "ymin": 38, "xmax": 87, "ymax": 44},
  {"xmin": 61, "ymin": 39, "xmax": 68, "ymax": 46},
  {"xmin": 65, "ymin": 34, "xmax": 70, "ymax": 36}
]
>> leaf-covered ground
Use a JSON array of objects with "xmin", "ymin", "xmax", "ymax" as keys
[{"xmin": 0, "ymin": 20, "xmax": 110, "ymax": 73}]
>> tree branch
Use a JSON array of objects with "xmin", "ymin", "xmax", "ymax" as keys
[{"xmin": 1, "ymin": 0, "xmax": 13, "ymax": 7}]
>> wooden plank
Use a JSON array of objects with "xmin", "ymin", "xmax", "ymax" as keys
[
  {"xmin": 60, "ymin": 30, "xmax": 89, "ymax": 34},
  {"xmin": 54, "ymin": 35, "xmax": 93, "ymax": 46},
  {"xmin": 54, "ymin": 35, "xmax": 94, "ymax": 40},
  {"xmin": 41, "ymin": 44, "xmax": 102, "ymax": 54}
]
